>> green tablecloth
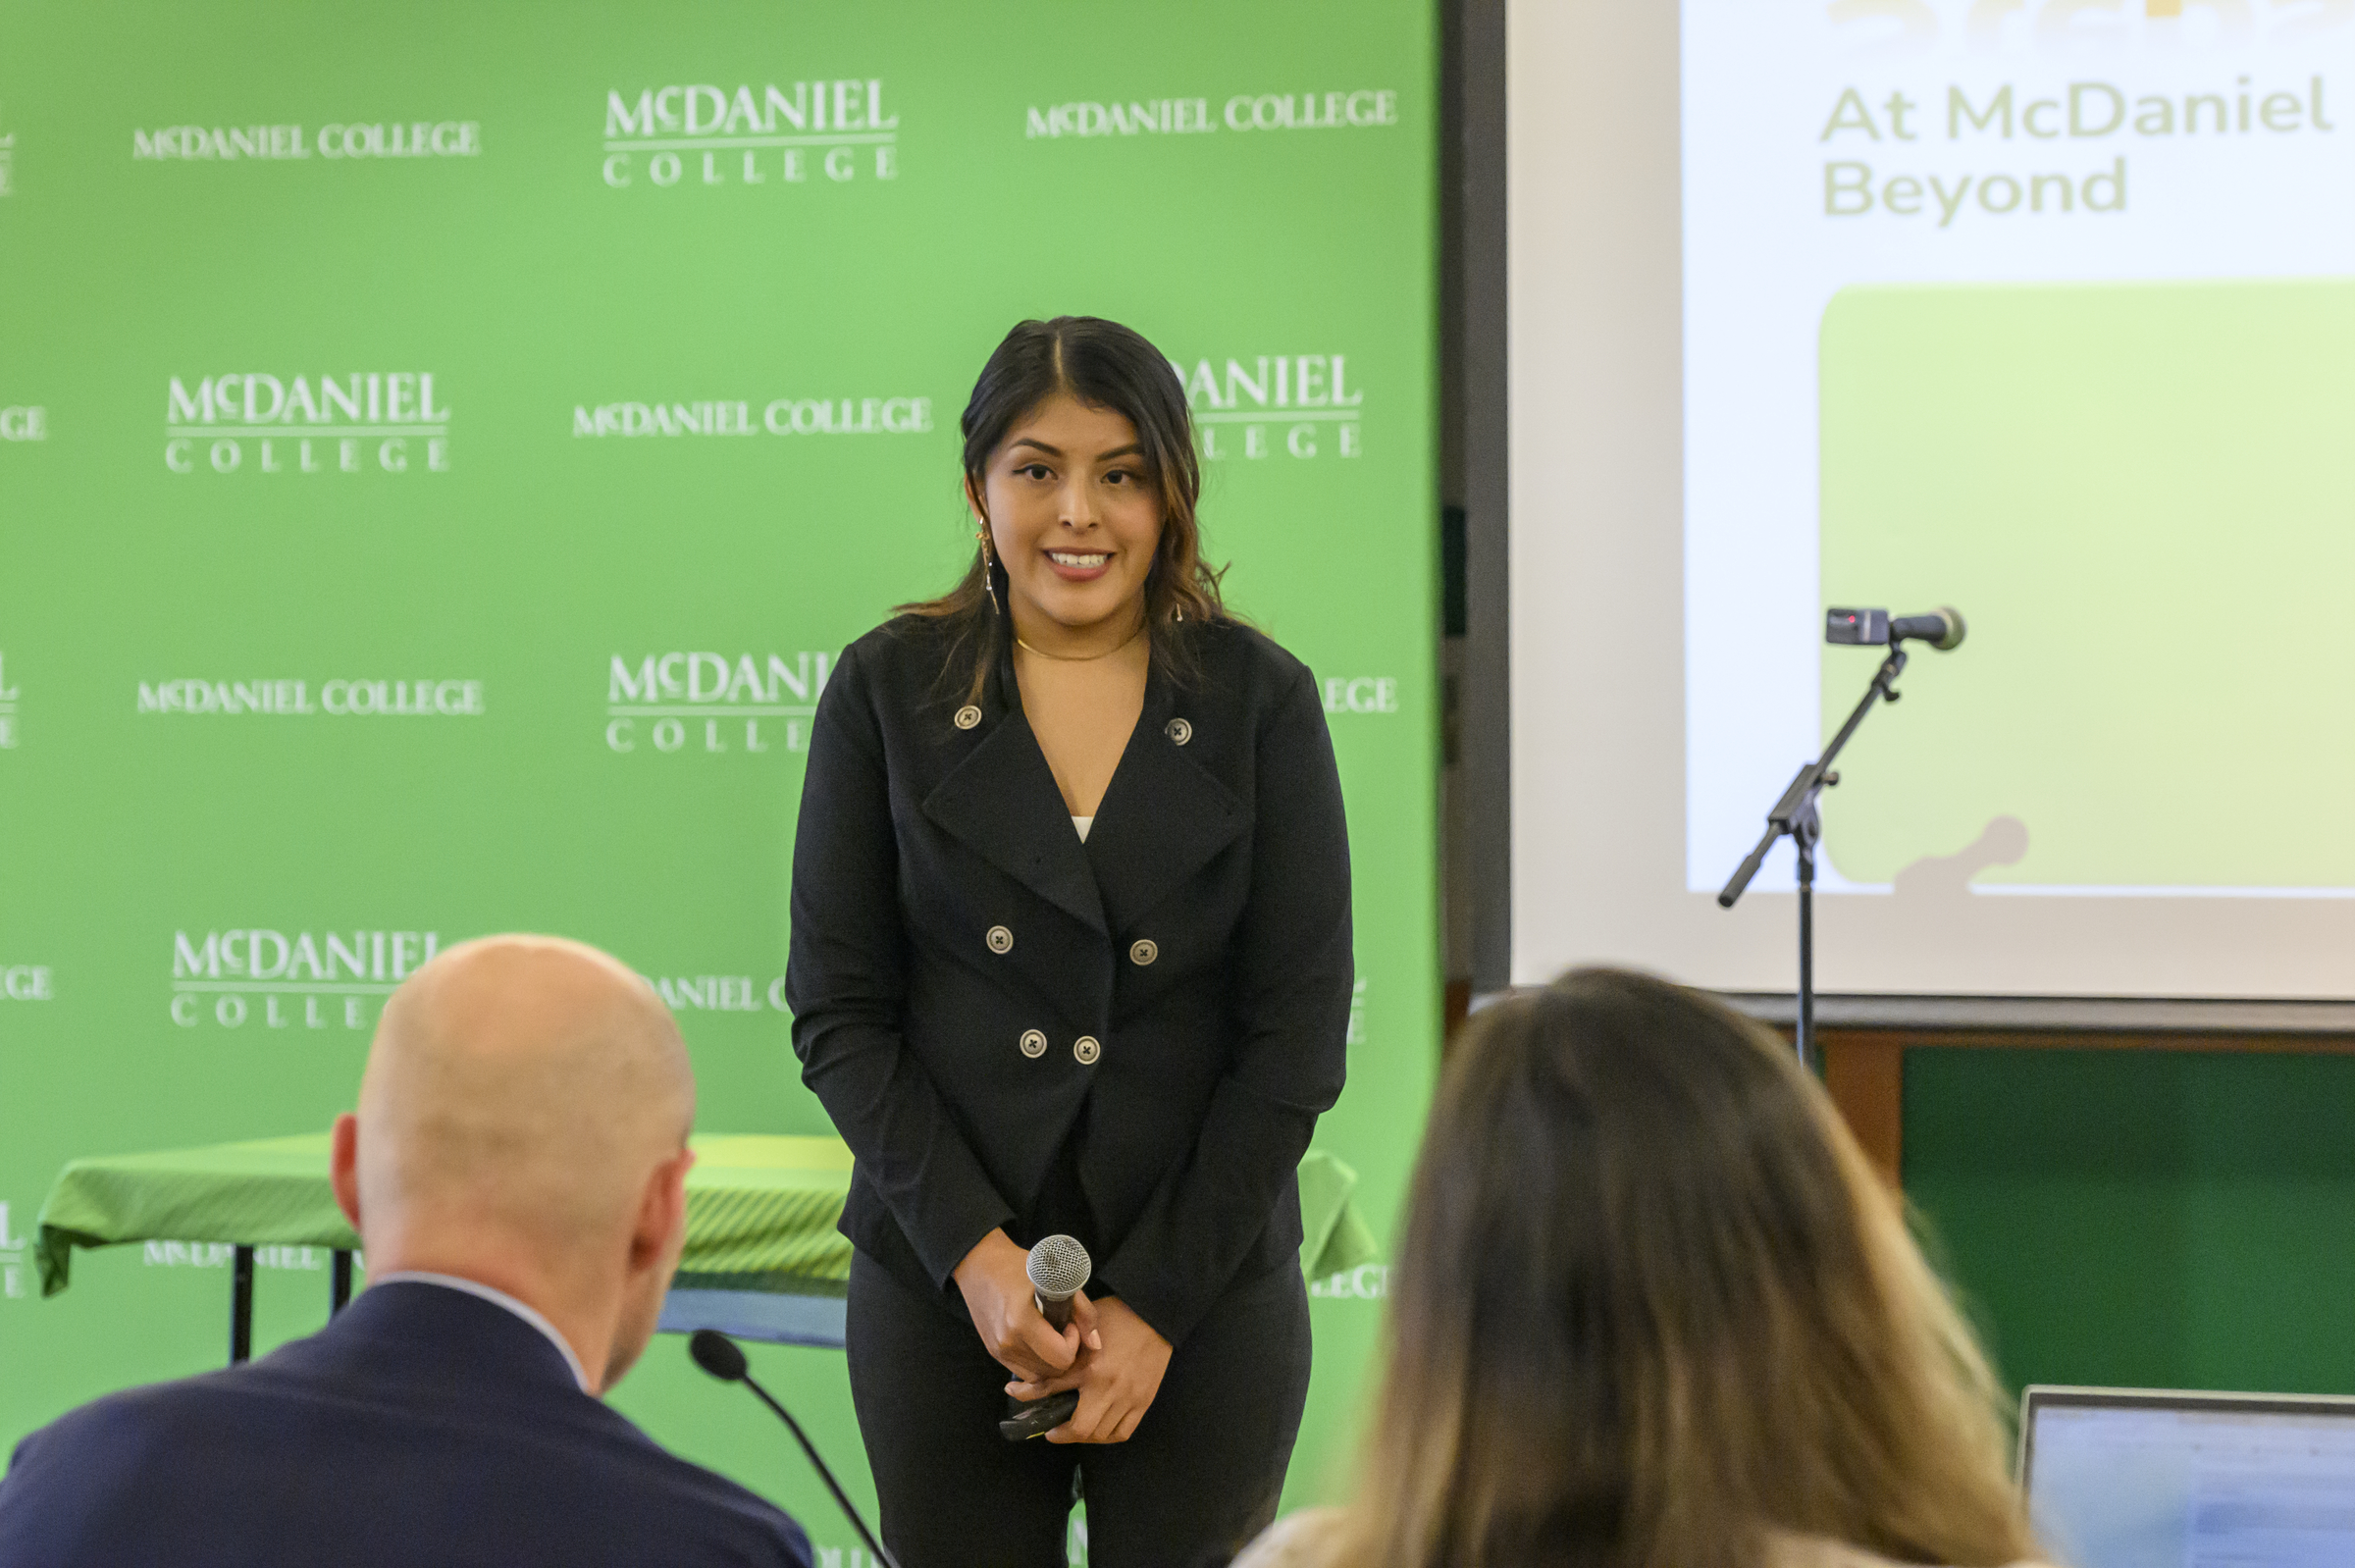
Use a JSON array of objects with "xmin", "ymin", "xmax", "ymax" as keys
[{"xmin": 35, "ymin": 1133, "xmax": 1381, "ymax": 1298}]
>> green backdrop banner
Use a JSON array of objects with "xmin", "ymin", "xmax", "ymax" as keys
[{"xmin": 0, "ymin": 1, "xmax": 1439, "ymax": 1554}]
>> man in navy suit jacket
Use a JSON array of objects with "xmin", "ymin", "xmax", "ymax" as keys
[{"xmin": 0, "ymin": 935, "xmax": 812, "ymax": 1568}]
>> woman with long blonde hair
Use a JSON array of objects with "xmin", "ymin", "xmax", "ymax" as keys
[{"xmin": 1240, "ymin": 968, "xmax": 2048, "ymax": 1568}]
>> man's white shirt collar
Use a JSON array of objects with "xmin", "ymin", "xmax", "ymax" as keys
[{"xmin": 370, "ymin": 1271, "xmax": 594, "ymax": 1393}]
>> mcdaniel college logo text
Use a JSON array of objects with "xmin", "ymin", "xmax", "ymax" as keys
[
  {"xmin": 1179, "ymin": 352, "xmax": 1366, "ymax": 460},
  {"xmin": 165, "ymin": 372, "xmax": 450, "ymax": 475},
  {"xmin": 572, "ymin": 393, "xmax": 932, "ymax": 439},
  {"xmin": 1026, "ymin": 86, "xmax": 1399, "ymax": 139},
  {"xmin": 133, "ymin": 119, "xmax": 481, "ymax": 161},
  {"xmin": 606, "ymin": 651, "xmax": 835, "ymax": 756},
  {"xmin": 136, "ymin": 676, "xmax": 485, "ymax": 717},
  {"xmin": 602, "ymin": 78, "xmax": 898, "ymax": 189},
  {"xmin": 170, "ymin": 925, "xmax": 443, "ymax": 1030}
]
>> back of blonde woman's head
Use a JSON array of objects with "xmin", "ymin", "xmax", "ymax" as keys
[{"xmin": 1341, "ymin": 968, "xmax": 2035, "ymax": 1568}]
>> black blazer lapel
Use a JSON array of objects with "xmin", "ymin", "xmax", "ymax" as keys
[
  {"xmin": 1084, "ymin": 662, "xmax": 1248, "ymax": 930},
  {"xmin": 922, "ymin": 697, "xmax": 1108, "ymax": 936}
]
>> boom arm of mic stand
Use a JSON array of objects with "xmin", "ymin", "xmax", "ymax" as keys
[
  {"xmin": 1717, "ymin": 645, "xmax": 1908, "ymax": 911},
  {"xmin": 1718, "ymin": 825, "xmax": 1780, "ymax": 908},
  {"xmin": 1716, "ymin": 644, "xmax": 1911, "ymax": 1076},
  {"xmin": 1719, "ymin": 761, "xmax": 1829, "ymax": 908}
]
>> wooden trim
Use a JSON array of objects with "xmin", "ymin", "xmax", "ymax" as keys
[
  {"xmin": 1808, "ymin": 1024, "xmax": 2355, "ymax": 1193},
  {"xmin": 1821, "ymin": 1033, "xmax": 1906, "ymax": 1187},
  {"xmin": 1720, "ymin": 992, "xmax": 2355, "ymax": 1035},
  {"xmin": 1830, "ymin": 1026, "xmax": 2355, "ymax": 1057},
  {"xmin": 1443, "ymin": 978, "xmax": 1474, "ymax": 1055}
]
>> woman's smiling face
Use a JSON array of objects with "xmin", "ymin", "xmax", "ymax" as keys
[{"xmin": 970, "ymin": 392, "xmax": 1163, "ymax": 644}]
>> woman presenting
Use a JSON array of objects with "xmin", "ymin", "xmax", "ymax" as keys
[{"xmin": 787, "ymin": 316, "xmax": 1353, "ymax": 1566}]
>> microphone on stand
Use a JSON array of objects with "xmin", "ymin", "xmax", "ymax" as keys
[
  {"xmin": 688, "ymin": 1330, "xmax": 899, "ymax": 1568},
  {"xmin": 1825, "ymin": 605, "xmax": 1966, "ymax": 652},
  {"xmin": 999, "ymin": 1234, "xmax": 1091, "ymax": 1441},
  {"xmin": 1723, "ymin": 600, "xmax": 1969, "ymax": 1071}
]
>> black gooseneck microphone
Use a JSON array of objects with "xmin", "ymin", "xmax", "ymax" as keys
[{"xmin": 688, "ymin": 1329, "xmax": 900, "ymax": 1568}]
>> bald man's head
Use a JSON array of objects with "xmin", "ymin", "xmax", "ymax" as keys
[{"xmin": 355, "ymin": 935, "xmax": 694, "ymax": 1273}]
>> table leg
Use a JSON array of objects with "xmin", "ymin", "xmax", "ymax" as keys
[
  {"xmin": 231, "ymin": 1245, "xmax": 255, "ymax": 1365},
  {"xmin": 332, "ymin": 1249, "xmax": 353, "ymax": 1315}
]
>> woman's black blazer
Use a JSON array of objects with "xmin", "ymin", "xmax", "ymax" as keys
[{"xmin": 786, "ymin": 613, "xmax": 1352, "ymax": 1346}]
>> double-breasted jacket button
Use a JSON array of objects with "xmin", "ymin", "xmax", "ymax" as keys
[
  {"xmin": 985, "ymin": 924, "xmax": 1014, "ymax": 955},
  {"xmin": 1166, "ymin": 717, "xmax": 1192, "ymax": 746},
  {"xmin": 1073, "ymin": 1035, "xmax": 1102, "ymax": 1066},
  {"xmin": 954, "ymin": 705, "xmax": 982, "ymax": 730},
  {"xmin": 1020, "ymin": 1029, "xmax": 1048, "ymax": 1059},
  {"xmin": 1128, "ymin": 938, "xmax": 1158, "ymax": 967}
]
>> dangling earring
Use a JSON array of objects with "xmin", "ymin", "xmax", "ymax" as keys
[{"xmin": 975, "ymin": 527, "xmax": 1002, "ymax": 615}]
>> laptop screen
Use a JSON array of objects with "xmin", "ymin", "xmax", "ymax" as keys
[{"xmin": 2022, "ymin": 1386, "xmax": 2355, "ymax": 1568}]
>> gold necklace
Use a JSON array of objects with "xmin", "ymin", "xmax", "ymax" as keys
[{"xmin": 1016, "ymin": 621, "xmax": 1146, "ymax": 663}]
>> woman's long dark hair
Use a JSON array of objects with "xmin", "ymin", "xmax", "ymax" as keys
[
  {"xmin": 1333, "ymin": 968, "xmax": 2038, "ymax": 1568},
  {"xmin": 899, "ymin": 316, "xmax": 1228, "ymax": 702}
]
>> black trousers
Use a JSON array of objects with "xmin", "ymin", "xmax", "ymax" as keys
[{"xmin": 845, "ymin": 1248, "xmax": 1313, "ymax": 1568}]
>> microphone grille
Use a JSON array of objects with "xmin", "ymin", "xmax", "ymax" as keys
[{"xmin": 1025, "ymin": 1233, "xmax": 1092, "ymax": 1298}]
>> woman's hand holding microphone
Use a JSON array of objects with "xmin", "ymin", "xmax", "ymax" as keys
[
  {"xmin": 954, "ymin": 1228, "xmax": 1095, "ymax": 1381},
  {"xmin": 1007, "ymin": 1296, "xmax": 1173, "ymax": 1446},
  {"xmin": 953, "ymin": 1227, "xmax": 1172, "ymax": 1444}
]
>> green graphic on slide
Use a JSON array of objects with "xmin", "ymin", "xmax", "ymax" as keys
[{"xmin": 1819, "ymin": 281, "xmax": 2355, "ymax": 890}]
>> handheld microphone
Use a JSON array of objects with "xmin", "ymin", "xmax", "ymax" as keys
[
  {"xmin": 1824, "ymin": 605, "xmax": 1966, "ymax": 652},
  {"xmin": 688, "ymin": 1330, "xmax": 899, "ymax": 1568},
  {"xmin": 1025, "ymin": 1232, "xmax": 1090, "ymax": 1331},
  {"xmin": 998, "ymin": 1234, "xmax": 1091, "ymax": 1441}
]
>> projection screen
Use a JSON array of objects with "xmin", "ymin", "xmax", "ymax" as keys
[{"xmin": 1508, "ymin": 0, "xmax": 2355, "ymax": 999}]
